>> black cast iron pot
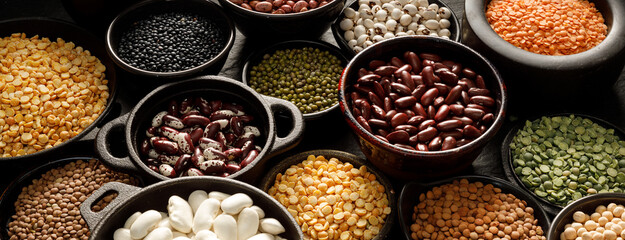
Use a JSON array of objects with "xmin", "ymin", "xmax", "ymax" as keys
[{"xmin": 95, "ymin": 76, "xmax": 305, "ymax": 184}]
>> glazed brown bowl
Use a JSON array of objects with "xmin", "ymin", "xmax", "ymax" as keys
[
  {"xmin": 546, "ymin": 193, "xmax": 625, "ymax": 240},
  {"xmin": 258, "ymin": 149, "xmax": 396, "ymax": 240},
  {"xmin": 80, "ymin": 177, "xmax": 305, "ymax": 239},
  {"xmin": 338, "ymin": 36, "xmax": 507, "ymax": 180},
  {"xmin": 95, "ymin": 76, "xmax": 305, "ymax": 184}
]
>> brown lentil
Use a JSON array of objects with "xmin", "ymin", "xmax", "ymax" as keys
[
  {"xmin": 0, "ymin": 33, "xmax": 110, "ymax": 157},
  {"xmin": 7, "ymin": 159, "xmax": 139, "ymax": 240},
  {"xmin": 410, "ymin": 178, "xmax": 546, "ymax": 240},
  {"xmin": 268, "ymin": 155, "xmax": 391, "ymax": 240},
  {"xmin": 486, "ymin": 0, "xmax": 607, "ymax": 55}
]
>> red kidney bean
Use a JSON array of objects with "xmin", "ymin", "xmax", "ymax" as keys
[
  {"xmin": 353, "ymin": 107, "xmax": 362, "ymax": 118},
  {"xmin": 372, "ymin": 81, "xmax": 385, "ymax": 99},
  {"xmin": 441, "ymin": 137, "xmax": 457, "ymax": 150},
  {"xmin": 391, "ymin": 112, "xmax": 409, "ymax": 128},
  {"xmin": 480, "ymin": 125, "xmax": 487, "ymax": 133},
  {"xmin": 386, "ymin": 130, "xmax": 409, "ymax": 144},
  {"xmin": 358, "ymin": 68, "xmax": 369, "ymax": 77},
  {"xmin": 385, "ymin": 110, "xmax": 397, "ymax": 122},
  {"xmin": 404, "ymin": 51, "xmax": 422, "ymax": 73},
  {"xmin": 421, "ymin": 66, "xmax": 435, "ymax": 86},
  {"xmin": 390, "ymin": 57, "xmax": 405, "ymax": 67},
  {"xmin": 441, "ymin": 60, "xmax": 455, "ymax": 68},
  {"xmin": 434, "ymin": 104, "xmax": 449, "ymax": 122},
  {"xmin": 435, "ymin": 68, "xmax": 459, "ymax": 85},
  {"xmin": 462, "ymin": 68, "xmax": 477, "ymax": 79},
  {"xmin": 437, "ymin": 119, "xmax": 463, "ymax": 132},
  {"xmin": 189, "ymin": 128, "xmax": 203, "ymax": 144},
  {"xmin": 482, "ymin": 113, "xmax": 495, "ymax": 125},
  {"xmin": 376, "ymin": 135, "xmax": 389, "ymax": 143},
  {"xmin": 464, "ymin": 107, "xmax": 485, "ymax": 120},
  {"xmin": 433, "ymin": 62, "xmax": 448, "ymax": 70},
  {"xmin": 452, "ymin": 116, "xmax": 474, "ymax": 126},
  {"xmin": 412, "ymin": 103, "xmax": 427, "ymax": 118},
  {"xmin": 461, "ymin": 91, "xmax": 470, "ymax": 105},
  {"xmin": 417, "ymin": 126, "xmax": 438, "ymax": 142},
  {"xmin": 374, "ymin": 65, "xmax": 398, "ymax": 76},
  {"xmin": 428, "ymin": 136, "xmax": 442, "ymax": 151},
  {"xmin": 411, "ymin": 85, "xmax": 427, "ymax": 100},
  {"xmin": 389, "ymin": 93, "xmax": 400, "ymax": 102},
  {"xmin": 372, "ymin": 105, "xmax": 386, "ymax": 119},
  {"xmin": 403, "ymin": 109, "xmax": 415, "ymax": 118},
  {"xmin": 418, "ymin": 119, "xmax": 436, "ymax": 131},
  {"xmin": 433, "ymin": 83, "xmax": 450, "ymax": 96},
  {"xmin": 433, "ymin": 97, "xmax": 445, "ymax": 108},
  {"xmin": 395, "ymin": 125, "xmax": 418, "ymax": 135},
  {"xmin": 292, "ymin": 0, "xmax": 308, "ymax": 12},
  {"xmin": 467, "ymin": 104, "xmax": 491, "ymax": 112},
  {"xmin": 470, "ymin": 96, "xmax": 495, "ymax": 107},
  {"xmin": 380, "ymin": 79, "xmax": 392, "ymax": 95},
  {"xmin": 240, "ymin": 150, "xmax": 259, "ymax": 168},
  {"xmin": 391, "ymin": 82, "xmax": 412, "ymax": 96},
  {"xmin": 476, "ymin": 75, "xmax": 486, "ymax": 89},
  {"xmin": 360, "ymin": 101, "xmax": 372, "ymax": 120},
  {"xmin": 449, "ymin": 104, "xmax": 464, "ymax": 116},
  {"xmin": 440, "ymin": 129, "xmax": 463, "ymax": 139},
  {"xmin": 451, "ymin": 63, "xmax": 463, "ymax": 75},
  {"xmin": 422, "ymin": 59, "xmax": 435, "ymax": 67},
  {"xmin": 357, "ymin": 116, "xmax": 372, "ymax": 132},
  {"xmin": 369, "ymin": 60, "xmax": 386, "ymax": 69},
  {"xmin": 383, "ymin": 97, "xmax": 393, "ymax": 112},
  {"xmin": 468, "ymin": 88, "xmax": 491, "ymax": 97},
  {"xmin": 445, "ymin": 85, "xmax": 463, "ymax": 104},
  {"xmin": 377, "ymin": 129, "xmax": 389, "ymax": 137},
  {"xmin": 407, "ymin": 115, "xmax": 426, "ymax": 126},
  {"xmin": 427, "ymin": 105, "xmax": 436, "ymax": 119},
  {"xmin": 225, "ymin": 162, "xmax": 241, "ymax": 174},
  {"xmin": 358, "ymin": 74, "xmax": 381, "ymax": 84},
  {"xmin": 395, "ymin": 96, "xmax": 417, "ymax": 109},
  {"xmin": 153, "ymin": 139, "xmax": 179, "ymax": 155},
  {"xmin": 368, "ymin": 92, "xmax": 383, "ymax": 107},
  {"xmin": 416, "ymin": 143, "xmax": 428, "ymax": 151},
  {"xmin": 395, "ymin": 143, "xmax": 414, "ymax": 150},
  {"xmin": 368, "ymin": 119, "xmax": 388, "ymax": 129},
  {"xmin": 463, "ymin": 125, "xmax": 481, "ymax": 139},
  {"xmin": 419, "ymin": 53, "xmax": 441, "ymax": 62},
  {"xmin": 420, "ymin": 88, "xmax": 438, "ymax": 106}
]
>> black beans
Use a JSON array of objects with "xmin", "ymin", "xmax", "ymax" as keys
[{"xmin": 118, "ymin": 12, "xmax": 225, "ymax": 72}]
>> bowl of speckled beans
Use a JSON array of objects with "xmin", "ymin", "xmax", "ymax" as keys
[
  {"xmin": 105, "ymin": 0, "xmax": 235, "ymax": 79},
  {"xmin": 463, "ymin": 0, "xmax": 625, "ymax": 107}
]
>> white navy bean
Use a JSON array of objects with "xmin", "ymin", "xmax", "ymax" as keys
[
  {"xmin": 221, "ymin": 193, "xmax": 253, "ymax": 215},
  {"xmin": 130, "ymin": 210, "xmax": 162, "ymax": 239},
  {"xmin": 168, "ymin": 195, "xmax": 194, "ymax": 233},
  {"xmin": 214, "ymin": 214, "xmax": 237, "ymax": 240},
  {"xmin": 193, "ymin": 198, "xmax": 221, "ymax": 233},
  {"xmin": 259, "ymin": 218, "xmax": 285, "ymax": 235},
  {"xmin": 237, "ymin": 208, "xmax": 259, "ymax": 240},
  {"xmin": 188, "ymin": 190, "xmax": 208, "ymax": 214}
]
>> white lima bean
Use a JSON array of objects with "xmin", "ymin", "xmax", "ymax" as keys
[
  {"xmin": 193, "ymin": 198, "xmax": 221, "ymax": 233},
  {"xmin": 124, "ymin": 212, "xmax": 142, "ymax": 229},
  {"xmin": 208, "ymin": 191, "xmax": 231, "ymax": 201},
  {"xmin": 114, "ymin": 228, "xmax": 132, "ymax": 240},
  {"xmin": 168, "ymin": 196, "xmax": 194, "ymax": 233},
  {"xmin": 248, "ymin": 233, "xmax": 276, "ymax": 240},
  {"xmin": 144, "ymin": 227, "xmax": 173, "ymax": 240},
  {"xmin": 195, "ymin": 230, "xmax": 219, "ymax": 240},
  {"xmin": 214, "ymin": 214, "xmax": 237, "ymax": 240},
  {"xmin": 250, "ymin": 205, "xmax": 266, "ymax": 219},
  {"xmin": 238, "ymin": 208, "xmax": 260, "ymax": 240},
  {"xmin": 221, "ymin": 193, "xmax": 253, "ymax": 215},
  {"xmin": 130, "ymin": 210, "xmax": 162, "ymax": 239},
  {"xmin": 188, "ymin": 190, "xmax": 208, "ymax": 214},
  {"xmin": 259, "ymin": 218, "xmax": 285, "ymax": 235}
]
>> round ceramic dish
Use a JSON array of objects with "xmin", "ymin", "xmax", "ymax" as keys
[
  {"xmin": 0, "ymin": 18, "xmax": 118, "ymax": 162},
  {"xmin": 95, "ymin": 76, "xmax": 305, "ymax": 184},
  {"xmin": 546, "ymin": 193, "xmax": 625, "ymax": 240},
  {"xmin": 331, "ymin": 0, "xmax": 461, "ymax": 58},
  {"xmin": 258, "ymin": 149, "xmax": 396, "ymax": 240},
  {"xmin": 338, "ymin": 35, "xmax": 507, "ymax": 180},
  {"xmin": 80, "ymin": 177, "xmax": 305, "ymax": 240},
  {"xmin": 398, "ymin": 175, "xmax": 552, "ymax": 240},
  {"xmin": 106, "ymin": 0, "xmax": 235, "ymax": 79},
  {"xmin": 241, "ymin": 40, "xmax": 348, "ymax": 121},
  {"xmin": 501, "ymin": 113, "xmax": 625, "ymax": 216}
]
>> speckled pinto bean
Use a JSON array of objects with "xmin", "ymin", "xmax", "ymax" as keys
[
  {"xmin": 348, "ymin": 51, "xmax": 497, "ymax": 151},
  {"xmin": 230, "ymin": 0, "xmax": 332, "ymax": 14},
  {"xmin": 141, "ymin": 97, "xmax": 263, "ymax": 178}
]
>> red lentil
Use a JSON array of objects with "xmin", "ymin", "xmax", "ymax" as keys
[{"xmin": 486, "ymin": 0, "xmax": 607, "ymax": 55}]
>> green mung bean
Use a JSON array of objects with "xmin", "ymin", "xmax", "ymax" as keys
[{"xmin": 510, "ymin": 115, "xmax": 625, "ymax": 206}]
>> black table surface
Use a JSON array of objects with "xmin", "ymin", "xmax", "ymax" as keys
[{"xmin": 2, "ymin": 0, "xmax": 625, "ymax": 239}]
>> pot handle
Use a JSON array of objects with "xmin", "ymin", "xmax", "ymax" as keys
[
  {"xmin": 263, "ymin": 96, "xmax": 305, "ymax": 158},
  {"xmin": 95, "ymin": 113, "xmax": 140, "ymax": 173},
  {"xmin": 80, "ymin": 182, "xmax": 141, "ymax": 230}
]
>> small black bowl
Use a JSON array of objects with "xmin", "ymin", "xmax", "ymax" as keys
[
  {"xmin": 258, "ymin": 149, "xmax": 396, "ymax": 240},
  {"xmin": 217, "ymin": 0, "xmax": 345, "ymax": 39},
  {"xmin": 242, "ymin": 40, "xmax": 348, "ymax": 121},
  {"xmin": 331, "ymin": 0, "xmax": 461, "ymax": 58},
  {"xmin": 106, "ymin": 0, "xmax": 235, "ymax": 79},
  {"xmin": 547, "ymin": 193, "xmax": 625, "ymax": 240},
  {"xmin": 398, "ymin": 175, "xmax": 552, "ymax": 240},
  {"xmin": 501, "ymin": 113, "xmax": 625, "ymax": 216}
]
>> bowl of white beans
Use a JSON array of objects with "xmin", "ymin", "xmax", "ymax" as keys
[
  {"xmin": 80, "ymin": 176, "xmax": 304, "ymax": 240},
  {"xmin": 331, "ymin": 0, "xmax": 460, "ymax": 57},
  {"xmin": 547, "ymin": 193, "xmax": 625, "ymax": 240}
]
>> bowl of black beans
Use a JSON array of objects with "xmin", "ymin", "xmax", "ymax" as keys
[
  {"xmin": 242, "ymin": 40, "xmax": 347, "ymax": 120},
  {"xmin": 106, "ymin": 0, "xmax": 235, "ymax": 79}
]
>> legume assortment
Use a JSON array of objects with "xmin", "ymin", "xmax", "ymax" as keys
[
  {"xmin": 510, "ymin": 115, "xmax": 625, "ymax": 206},
  {"xmin": 141, "ymin": 97, "xmax": 262, "ymax": 178},
  {"xmin": 486, "ymin": 0, "xmax": 607, "ymax": 55},
  {"xmin": 268, "ymin": 155, "xmax": 391, "ymax": 240},
  {"xmin": 560, "ymin": 203, "xmax": 625, "ymax": 240},
  {"xmin": 410, "ymin": 179, "xmax": 546, "ymax": 240},
  {"xmin": 0, "ymin": 33, "xmax": 110, "ymax": 157},
  {"xmin": 348, "ymin": 51, "xmax": 497, "ymax": 151},
  {"xmin": 118, "ymin": 12, "xmax": 225, "ymax": 72},
  {"xmin": 229, "ymin": 0, "xmax": 332, "ymax": 13},
  {"xmin": 7, "ymin": 159, "xmax": 139, "ymax": 240},
  {"xmin": 114, "ymin": 190, "xmax": 287, "ymax": 240},
  {"xmin": 248, "ymin": 47, "xmax": 343, "ymax": 114}
]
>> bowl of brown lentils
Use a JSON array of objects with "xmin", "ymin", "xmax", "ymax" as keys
[{"xmin": 242, "ymin": 40, "xmax": 347, "ymax": 121}]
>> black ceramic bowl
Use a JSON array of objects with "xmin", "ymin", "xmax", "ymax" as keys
[
  {"xmin": 0, "ymin": 18, "xmax": 118, "ymax": 162},
  {"xmin": 95, "ymin": 76, "xmax": 305, "ymax": 184},
  {"xmin": 338, "ymin": 36, "xmax": 507, "ymax": 180},
  {"xmin": 217, "ymin": 0, "xmax": 345, "ymax": 39},
  {"xmin": 258, "ymin": 149, "xmax": 396, "ymax": 240},
  {"xmin": 106, "ymin": 0, "xmax": 235, "ymax": 79},
  {"xmin": 242, "ymin": 40, "xmax": 348, "ymax": 121},
  {"xmin": 501, "ymin": 113, "xmax": 625, "ymax": 216},
  {"xmin": 331, "ymin": 0, "xmax": 461, "ymax": 58},
  {"xmin": 547, "ymin": 193, "xmax": 625, "ymax": 240},
  {"xmin": 0, "ymin": 157, "xmax": 142, "ymax": 239},
  {"xmin": 80, "ymin": 177, "xmax": 305, "ymax": 240},
  {"xmin": 463, "ymin": 0, "xmax": 625, "ymax": 108},
  {"xmin": 398, "ymin": 175, "xmax": 551, "ymax": 240}
]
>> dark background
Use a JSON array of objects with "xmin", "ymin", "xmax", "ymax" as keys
[{"xmin": 1, "ymin": 0, "xmax": 625, "ymax": 238}]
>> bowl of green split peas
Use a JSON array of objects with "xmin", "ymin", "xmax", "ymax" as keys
[
  {"xmin": 242, "ymin": 40, "xmax": 348, "ymax": 121},
  {"xmin": 502, "ymin": 114, "xmax": 625, "ymax": 215}
]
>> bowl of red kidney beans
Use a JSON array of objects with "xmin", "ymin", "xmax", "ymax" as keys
[
  {"xmin": 338, "ymin": 35, "xmax": 507, "ymax": 180},
  {"xmin": 95, "ymin": 76, "xmax": 305, "ymax": 184}
]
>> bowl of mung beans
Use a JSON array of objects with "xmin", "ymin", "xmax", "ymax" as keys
[
  {"xmin": 242, "ymin": 40, "xmax": 347, "ymax": 121},
  {"xmin": 463, "ymin": 0, "xmax": 625, "ymax": 108},
  {"xmin": 0, "ymin": 157, "xmax": 141, "ymax": 239},
  {"xmin": 503, "ymin": 114, "xmax": 625, "ymax": 216},
  {"xmin": 398, "ymin": 175, "xmax": 551, "ymax": 240},
  {"xmin": 546, "ymin": 193, "xmax": 625, "ymax": 240},
  {"xmin": 0, "ymin": 18, "xmax": 118, "ymax": 161},
  {"xmin": 338, "ymin": 35, "xmax": 507, "ymax": 180},
  {"xmin": 105, "ymin": 0, "xmax": 235, "ymax": 79},
  {"xmin": 259, "ymin": 150, "xmax": 396, "ymax": 240}
]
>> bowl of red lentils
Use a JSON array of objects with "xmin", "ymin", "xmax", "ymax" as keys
[
  {"xmin": 259, "ymin": 150, "xmax": 396, "ymax": 240},
  {"xmin": 398, "ymin": 175, "xmax": 551, "ymax": 240},
  {"xmin": 463, "ymin": 0, "xmax": 625, "ymax": 107}
]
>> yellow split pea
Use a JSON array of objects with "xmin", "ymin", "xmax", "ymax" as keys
[
  {"xmin": 268, "ymin": 155, "xmax": 391, "ymax": 240},
  {"xmin": 0, "ymin": 33, "xmax": 109, "ymax": 157}
]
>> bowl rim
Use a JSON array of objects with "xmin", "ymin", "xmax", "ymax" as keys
[
  {"xmin": 398, "ymin": 175, "xmax": 552, "ymax": 240},
  {"xmin": 331, "ymin": 0, "xmax": 462, "ymax": 57},
  {"xmin": 464, "ymin": 0, "xmax": 625, "ymax": 70},
  {"xmin": 218, "ymin": 0, "xmax": 345, "ymax": 17},
  {"xmin": 338, "ymin": 35, "xmax": 508, "ymax": 156},
  {"xmin": 241, "ymin": 39, "xmax": 348, "ymax": 121},
  {"xmin": 105, "ymin": 0, "xmax": 236, "ymax": 78},
  {"xmin": 501, "ymin": 113, "xmax": 625, "ymax": 215}
]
